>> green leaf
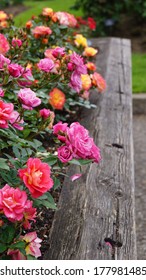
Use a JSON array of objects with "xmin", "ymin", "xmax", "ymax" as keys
[
  {"xmin": 10, "ymin": 241, "xmax": 26, "ymax": 250},
  {"xmin": 0, "ymin": 158, "xmax": 10, "ymax": 170},
  {"xmin": 69, "ymin": 159, "xmax": 93, "ymax": 166},
  {"xmin": 44, "ymin": 156, "xmax": 57, "ymax": 166},
  {"xmin": 0, "ymin": 243, "xmax": 8, "ymax": 253},
  {"xmin": 27, "ymin": 255, "xmax": 36, "ymax": 260},
  {"xmin": 53, "ymin": 177, "xmax": 60, "ymax": 190}
]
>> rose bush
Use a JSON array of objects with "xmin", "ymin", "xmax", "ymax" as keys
[{"xmin": 0, "ymin": 7, "xmax": 106, "ymax": 260}]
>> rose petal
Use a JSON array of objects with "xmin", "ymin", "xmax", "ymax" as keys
[{"xmin": 70, "ymin": 173, "xmax": 82, "ymax": 182}]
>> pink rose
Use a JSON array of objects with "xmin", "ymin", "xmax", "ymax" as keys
[
  {"xmin": 58, "ymin": 145, "xmax": 73, "ymax": 163},
  {"xmin": 7, "ymin": 249, "xmax": 26, "ymax": 260},
  {"xmin": 37, "ymin": 58, "xmax": 54, "ymax": 72},
  {"xmin": 0, "ymin": 88, "xmax": 4, "ymax": 97},
  {"xmin": 18, "ymin": 68, "xmax": 34, "ymax": 87},
  {"xmin": 7, "ymin": 231, "xmax": 42, "ymax": 259},
  {"xmin": 69, "ymin": 71, "xmax": 82, "ymax": 93},
  {"xmin": 18, "ymin": 88, "xmax": 41, "ymax": 110},
  {"xmin": 8, "ymin": 63, "xmax": 24, "ymax": 78},
  {"xmin": 12, "ymin": 38, "xmax": 22, "ymax": 48},
  {"xmin": 70, "ymin": 173, "xmax": 82, "ymax": 181},
  {"xmin": 18, "ymin": 158, "xmax": 53, "ymax": 198},
  {"xmin": 39, "ymin": 108, "xmax": 51, "ymax": 119},
  {"xmin": 23, "ymin": 232, "xmax": 42, "ymax": 258},
  {"xmin": 53, "ymin": 121, "xmax": 68, "ymax": 142},
  {"xmin": 0, "ymin": 184, "xmax": 27, "ymax": 221},
  {"xmin": 0, "ymin": 100, "xmax": 14, "ymax": 128},
  {"xmin": 52, "ymin": 47, "xmax": 65, "ymax": 58},
  {"xmin": 66, "ymin": 122, "xmax": 101, "ymax": 162},
  {"xmin": 70, "ymin": 52, "xmax": 87, "ymax": 74},
  {"xmin": 9, "ymin": 110, "xmax": 24, "ymax": 130},
  {"xmin": 0, "ymin": 54, "xmax": 10, "ymax": 70},
  {"xmin": 23, "ymin": 200, "xmax": 36, "ymax": 229}
]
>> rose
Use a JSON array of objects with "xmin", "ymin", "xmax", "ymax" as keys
[
  {"xmin": 7, "ymin": 231, "xmax": 42, "ymax": 260},
  {"xmin": 53, "ymin": 121, "xmax": 68, "ymax": 142},
  {"xmin": 69, "ymin": 71, "xmax": 82, "ymax": 93},
  {"xmin": 39, "ymin": 108, "xmax": 51, "ymax": 119},
  {"xmin": 9, "ymin": 110, "xmax": 24, "ymax": 130},
  {"xmin": 23, "ymin": 200, "xmax": 36, "ymax": 229},
  {"xmin": 37, "ymin": 58, "xmax": 54, "ymax": 72},
  {"xmin": 18, "ymin": 88, "xmax": 41, "ymax": 110},
  {"xmin": 49, "ymin": 88, "xmax": 66, "ymax": 110},
  {"xmin": 0, "ymin": 184, "xmax": 28, "ymax": 221},
  {"xmin": 12, "ymin": 38, "xmax": 22, "ymax": 48},
  {"xmin": 70, "ymin": 52, "xmax": 87, "ymax": 74},
  {"xmin": 23, "ymin": 232, "xmax": 42, "ymax": 258},
  {"xmin": 0, "ymin": 54, "xmax": 10, "ymax": 70},
  {"xmin": 91, "ymin": 72, "xmax": 106, "ymax": 92},
  {"xmin": 57, "ymin": 145, "xmax": 73, "ymax": 163},
  {"xmin": 66, "ymin": 122, "xmax": 101, "ymax": 162},
  {"xmin": 0, "ymin": 88, "xmax": 4, "ymax": 97},
  {"xmin": 18, "ymin": 68, "xmax": 34, "ymax": 87},
  {"xmin": 32, "ymin": 26, "xmax": 52, "ymax": 38},
  {"xmin": 0, "ymin": 100, "xmax": 14, "ymax": 128},
  {"xmin": 81, "ymin": 74, "xmax": 92, "ymax": 90},
  {"xmin": 18, "ymin": 158, "xmax": 53, "ymax": 198},
  {"xmin": 8, "ymin": 63, "xmax": 24, "ymax": 78},
  {"xmin": 0, "ymin": 33, "xmax": 9, "ymax": 55},
  {"xmin": 52, "ymin": 47, "xmax": 65, "ymax": 58},
  {"xmin": 83, "ymin": 47, "xmax": 97, "ymax": 57}
]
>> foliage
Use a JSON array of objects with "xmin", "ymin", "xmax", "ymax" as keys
[
  {"xmin": 0, "ymin": 8, "xmax": 106, "ymax": 259},
  {"xmin": 0, "ymin": 0, "xmax": 24, "ymax": 8},
  {"xmin": 72, "ymin": 0, "xmax": 146, "ymax": 36}
]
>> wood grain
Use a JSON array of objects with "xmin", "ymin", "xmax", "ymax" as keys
[{"xmin": 44, "ymin": 38, "xmax": 137, "ymax": 260}]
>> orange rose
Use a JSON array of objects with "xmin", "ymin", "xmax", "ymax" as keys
[
  {"xmin": 32, "ymin": 26, "xmax": 52, "ymax": 38},
  {"xmin": 25, "ymin": 20, "xmax": 33, "ymax": 29},
  {"xmin": 0, "ymin": 11, "xmax": 8, "ymax": 22},
  {"xmin": 49, "ymin": 88, "xmax": 66, "ymax": 110},
  {"xmin": 42, "ymin": 7, "xmax": 54, "ymax": 17},
  {"xmin": 81, "ymin": 74, "xmax": 92, "ymax": 90},
  {"xmin": 83, "ymin": 47, "xmax": 98, "ymax": 57},
  {"xmin": 86, "ymin": 62, "xmax": 96, "ymax": 71}
]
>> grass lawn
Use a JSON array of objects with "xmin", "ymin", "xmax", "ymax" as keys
[
  {"xmin": 132, "ymin": 53, "xmax": 146, "ymax": 93},
  {"xmin": 14, "ymin": 0, "xmax": 82, "ymax": 26}
]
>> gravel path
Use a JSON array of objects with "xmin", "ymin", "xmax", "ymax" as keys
[{"xmin": 133, "ymin": 114, "xmax": 146, "ymax": 259}]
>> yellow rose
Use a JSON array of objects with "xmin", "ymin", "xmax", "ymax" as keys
[
  {"xmin": 74, "ymin": 34, "xmax": 88, "ymax": 48},
  {"xmin": 81, "ymin": 74, "xmax": 92, "ymax": 90},
  {"xmin": 83, "ymin": 47, "xmax": 98, "ymax": 57}
]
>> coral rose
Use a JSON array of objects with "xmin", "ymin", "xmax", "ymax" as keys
[
  {"xmin": 0, "ymin": 100, "xmax": 14, "ymax": 128},
  {"xmin": 32, "ymin": 26, "xmax": 52, "ymax": 38},
  {"xmin": 0, "ymin": 33, "xmax": 9, "ymax": 55},
  {"xmin": 49, "ymin": 88, "xmax": 66, "ymax": 110},
  {"xmin": 18, "ymin": 158, "xmax": 53, "ymax": 198},
  {"xmin": 0, "ymin": 184, "xmax": 28, "ymax": 222},
  {"xmin": 91, "ymin": 72, "xmax": 106, "ymax": 92}
]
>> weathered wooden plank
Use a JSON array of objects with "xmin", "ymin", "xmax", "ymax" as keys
[{"xmin": 44, "ymin": 38, "xmax": 136, "ymax": 260}]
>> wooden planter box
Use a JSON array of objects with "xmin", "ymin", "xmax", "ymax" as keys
[{"xmin": 44, "ymin": 38, "xmax": 137, "ymax": 260}]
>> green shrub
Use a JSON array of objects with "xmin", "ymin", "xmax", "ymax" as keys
[{"xmin": 73, "ymin": 0, "xmax": 146, "ymax": 35}]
